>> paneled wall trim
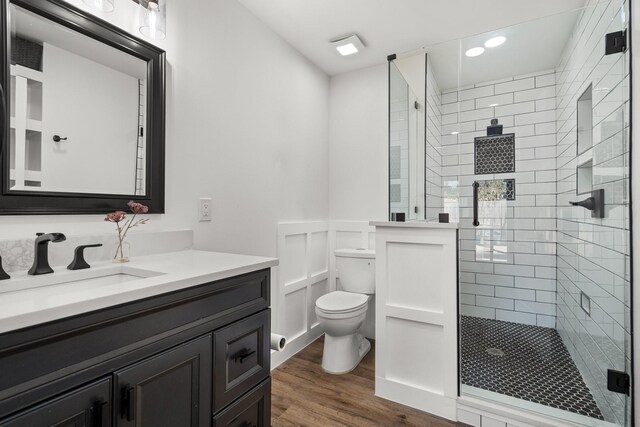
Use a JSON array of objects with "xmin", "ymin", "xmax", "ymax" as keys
[
  {"xmin": 272, "ymin": 220, "xmax": 377, "ymax": 370},
  {"xmin": 272, "ymin": 221, "xmax": 330, "ymax": 369},
  {"xmin": 374, "ymin": 224, "xmax": 458, "ymax": 420}
]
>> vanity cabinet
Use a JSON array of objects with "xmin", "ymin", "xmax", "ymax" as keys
[{"xmin": 0, "ymin": 268, "xmax": 272, "ymax": 427}]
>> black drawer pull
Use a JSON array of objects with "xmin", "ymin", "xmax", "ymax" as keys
[{"xmin": 232, "ymin": 348, "xmax": 256, "ymax": 364}]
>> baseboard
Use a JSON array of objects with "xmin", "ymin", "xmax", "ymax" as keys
[
  {"xmin": 375, "ymin": 376, "xmax": 457, "ymax": 421},
  {"xmin": 270, "ymin": 326, "xmax": 324, "ymax": 370}
]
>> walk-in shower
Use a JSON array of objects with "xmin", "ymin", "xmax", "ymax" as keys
[{"xmin": 388, "ymin": 1, "xmax": 632, "ymax": 425}]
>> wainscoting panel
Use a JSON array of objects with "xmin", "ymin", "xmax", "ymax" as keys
[{"xmin": 272, "ymin": 221, "xmax": 329, "ymax": 369}]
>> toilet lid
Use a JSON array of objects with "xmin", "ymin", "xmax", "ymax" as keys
[{"xmin": 316, "ymin": 291, "xmax": 369, "ymax": 313}]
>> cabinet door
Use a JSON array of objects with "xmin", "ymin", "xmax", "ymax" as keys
[
  {"xmin": 0, "ymin": 378, "xmax": 110, "ymax": 427},
  {"xmin": 114, "ymin": 334, "xmax": 212, "ymax": 427},
  {"xmin": 213, "ymin": 379, "xmax": 270, "ymax": 427}
]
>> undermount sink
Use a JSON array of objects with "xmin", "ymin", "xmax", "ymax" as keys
[{"xmin": 0, "ymin": 265, "xmax": 165, "ymax": 294}]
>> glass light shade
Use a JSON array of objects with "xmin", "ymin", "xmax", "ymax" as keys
[
  {"xmin": 139, "ymin": 0, "xmax": 166, "ymax": 40},
  {"xmin": 82, "ymin": 0, "xmax": 115, "ymax": 12}
]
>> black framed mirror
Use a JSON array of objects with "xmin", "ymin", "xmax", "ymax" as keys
[{"xmin": 0, "ymin": 0, "xmax": 165, "ymax": 214}]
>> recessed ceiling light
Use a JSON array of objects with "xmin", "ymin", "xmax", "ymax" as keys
[
  {"xmin": 484, "ymin": 36, "xmax": 506, "ymax": 48},
  {"xmin": 465, "ymin": 47, "xmax": 485, "ymax": 57},
  {"xmin": 331, "ymin": 34, "xmax": 365, "ymax": 56},
  {"xmin": 337, "ymin": 43, "xmax": 358, "ymax": 56}
]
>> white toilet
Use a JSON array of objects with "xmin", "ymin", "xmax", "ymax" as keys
[{"xmin": 315, "ymin": 248, "xmax": 375, "ymax": 374}]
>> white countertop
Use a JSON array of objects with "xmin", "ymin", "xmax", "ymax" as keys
[
  {"xmin": 370, "ymin": 220, "xmax": 459, "ymax": 229},
  {"xmin": 0, "ymin": 250, "xmax": 278, "ymax": 334}
]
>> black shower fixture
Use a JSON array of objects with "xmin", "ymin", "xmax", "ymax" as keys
[{"xmin": 487, "ymin": 118, "xmax": 503, "ymax": 136}]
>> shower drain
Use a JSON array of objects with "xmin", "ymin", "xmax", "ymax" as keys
[{"xmin": 486, "ymin": 348, "xmax": 505, "ymax": 356}]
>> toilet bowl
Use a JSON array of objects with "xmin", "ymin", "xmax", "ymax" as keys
[{"xmin": 315, "ymin": 248, "xmax": 375, "ymax": 374}]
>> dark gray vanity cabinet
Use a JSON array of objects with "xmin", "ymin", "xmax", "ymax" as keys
[{"xmin": 0, "ymin": 269, "xmax": 272, "ymax": 427}]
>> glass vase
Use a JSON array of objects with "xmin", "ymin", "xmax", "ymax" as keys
[{"xmin": 113, "ymin": 239, "xmax": 130, "ymax": 263}]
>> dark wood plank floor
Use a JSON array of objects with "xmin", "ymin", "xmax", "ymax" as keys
[{"xmin": 271, "ymin": 336, "xmax": 462, "ymax": 426}]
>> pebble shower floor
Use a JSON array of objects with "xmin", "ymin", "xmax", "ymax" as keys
[{"xmin": 460, "ymin": 316, "xmax": 603, "ymax": 420}]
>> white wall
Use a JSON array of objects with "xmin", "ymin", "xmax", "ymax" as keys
[
  {"xmin": 42, "ymin": 43, "xmax": 139, "ymax": 194},
  {"xmin": 329, "ymin": 64, "xmax": 388, "ymax": 221},
  {"xmin": 0, "ymin": 0, "xmax": 330, "ymax": 270}
]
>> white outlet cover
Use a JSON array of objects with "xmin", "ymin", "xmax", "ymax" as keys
[{"xmin": 199, "ymin": 198, "xmax": 212, "ymax": 222}]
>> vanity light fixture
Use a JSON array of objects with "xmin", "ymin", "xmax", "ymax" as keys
[
  {"xmin": 136, "ymin": 0, "xmax": 166, "ymax": 40},
  {"xmin": 82, "ymin": 0, "xmax": 114, "ymax": 12},
  {"xmin": 484, "ymin": 36, "xmax": 506, "ymax": 48},
  {"xmin": 331, "ymin": 34, "xmax": 365, "ymax": 56},
  {"xmin": 465, "ymin": 47, "xmax": 485, "ymax": 57}
]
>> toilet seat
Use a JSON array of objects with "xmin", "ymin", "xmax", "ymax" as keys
[{"xmin": 316, "ymin": 291, "xmax": 369, "ymax": 314}]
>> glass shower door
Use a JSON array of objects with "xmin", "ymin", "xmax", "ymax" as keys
[
  {"xmin": 449, "ymin": 2, "xmax": 633, "ymax": 425},
  {"xmin": 388, "ymin": 60, "xmax": 423, "ymax": 221}
]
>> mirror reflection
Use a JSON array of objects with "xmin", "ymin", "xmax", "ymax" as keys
[{"xmin": 9, "ymin": 4, "xmax": 147, "ymax": 195}]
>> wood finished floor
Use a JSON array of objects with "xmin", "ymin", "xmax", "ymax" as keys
[{"xmin": 271, "ymin": 337, "xmax": 462, "ymax": 426}]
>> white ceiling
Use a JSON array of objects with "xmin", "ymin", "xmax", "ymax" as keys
[
  {"xmin": 237, "ymin": 0, "xmax": 587, "ymax": 76},
  {"xmin": 426, "ymin": 10, "xmax": 581, "ymax": 90},
  {"xmin": 12, "ymin": 4, "xmax": 146, "ymax": 79}
]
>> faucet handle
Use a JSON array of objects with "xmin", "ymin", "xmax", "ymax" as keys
[
  {"xmin": 0, "ymin": 256, "xmax": 10, "ymax": 280},
  {"xmin": 67, "ymin": 244, "xmax": 103, "ymax": 271}
]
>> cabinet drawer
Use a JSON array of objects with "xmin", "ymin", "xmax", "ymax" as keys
[
  {"xmin": 213, "ymin": 310, "xmax": 270, "ymax": 412},
  {"xmin": 0, "ymin": 378, "xmax": 110, "ymax": 427},
  {"xmin": 213, "ymin": 379, "xmax": 270, "ymax": 427}
]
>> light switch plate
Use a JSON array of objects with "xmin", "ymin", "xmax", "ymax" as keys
[{"xmin": 199, "ymin": 198, "xmax": 212, "ymax": 222}]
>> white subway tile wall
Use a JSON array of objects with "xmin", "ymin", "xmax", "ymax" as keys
[
  {"xmin": 554, "ymin": 0, "xmax": 630, "ymax": 423},
  {"xmin": 135, "ymin": 79, "xmax": 146, "ymax": 196},
  {"xmin": 441, "ymin": 69, "xmax": 558, "ymax": 328},
  {"xmin": 389, "ymin": 64, "xmax": 410, "ymax": 216},
  {"xmin": 425, "ymin": 56, "xmax": 443, "ymax": 220}
]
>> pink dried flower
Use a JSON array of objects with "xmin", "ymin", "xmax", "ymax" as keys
[
  {"xmin": 105, "ymin": 211, "xmax": 126, "ymax": 223},
  {"xmin": 128, "ymin": 201, "xmax": 149, "ymax": 214}
]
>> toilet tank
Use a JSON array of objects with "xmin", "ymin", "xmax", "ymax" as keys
[{"xmin": 335, "ymin": 248, "xmax": 375, "ymax": 294}]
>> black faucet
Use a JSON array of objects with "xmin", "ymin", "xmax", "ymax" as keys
[{"xmin": 28, "ymin": 232, "xmax": 67, "ymax": 275}]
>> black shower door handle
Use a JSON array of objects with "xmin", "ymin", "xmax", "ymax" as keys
[{"xmin": 472, "ymin": 181, "xmax": 480, "ymax": 227}]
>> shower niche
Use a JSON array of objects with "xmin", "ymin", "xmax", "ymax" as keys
[{"xmin": 577, "ymin": 84, "xmax": 594, "ymax": 195}]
